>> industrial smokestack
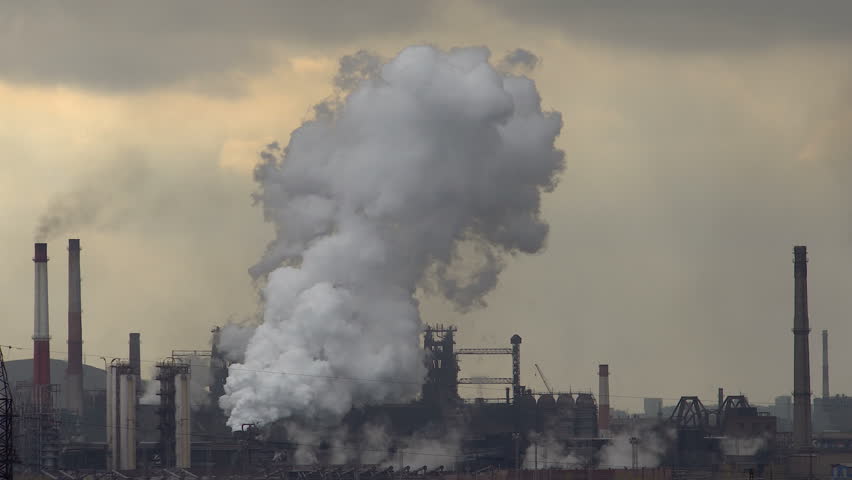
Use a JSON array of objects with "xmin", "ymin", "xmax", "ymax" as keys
[
  {"xmin": 792, "ymin": 246, "xmax": 813, "ymax": 449},
  {"xmin": 128, "ymin": 333, "xmax": 140, "ymax": 376},
  {"xmin": 598, "ymin": 364, "xmax": 610, "ymax": 436},
  {"xmin": 33, "ymin": 243, "xmax": 51, "ymax": 406},
  {"xmin": 65, "ymin": 239, "xmax": 84, "ymax": 414},
  {"xmin": 822, "ymin": 329, "xmax": 829, "ymax": 399}
]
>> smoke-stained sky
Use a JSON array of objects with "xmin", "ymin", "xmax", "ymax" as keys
[{"xmin": 1, "ymin": 1, "xmax": 851, "ymax": 412}]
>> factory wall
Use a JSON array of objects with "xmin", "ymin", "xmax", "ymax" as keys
[{"xmin": 815, "ymin": 396, "xmax": 852, "ymax": 433}]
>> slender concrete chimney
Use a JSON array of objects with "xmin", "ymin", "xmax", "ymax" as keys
[
  {"xmin": 33, "ymin": 243, "xmax": 51, "ymax": 406},
  {"xmin": 792, "ymin": 246, "xmax": 813, "ymax": 449},
  {"xmin": 822, "ymin": 329, "xmax": 829, "ymax": 399},
  {"xmin": 718, "ymin": 387, "xmax": 724, "ymax": 411},
  {"xmin": 65, "ymin": 239, "xmax": 84, "ymax": 414},
  {"xmin": 598, "ymin": 364, "xmax": 610, "ymax": 435},
  {"xmin": 129, "ymin": 333, "xmax": 141, "ymax": 376}
]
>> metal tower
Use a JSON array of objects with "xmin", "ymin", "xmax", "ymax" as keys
[{"xmin": 0, "ymin": 346, "xmax": 16, "ymax": 480}]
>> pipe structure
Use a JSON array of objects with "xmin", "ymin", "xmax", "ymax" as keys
[
  {"xmin": 66, "ymin": 239, "xmax": 84, "ymax": 414},
  {"xmin": 822, "ymin": 329, "xmax": 829, "ymax": 399},
  {"xmin": 33, "ymin": 243, "xmax": 51, "ymax": 407},
  {"xmin": 598, "ymin": 365, "xmax": 610, "ymax": 436},
  {"xmin": 792, "ymin": 246, "xmax": 813, "ymax": 449}
]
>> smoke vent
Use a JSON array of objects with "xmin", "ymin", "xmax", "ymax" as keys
[{"xmin": 792, "ymin": 245, "xmax": 813, "ymax": 449}]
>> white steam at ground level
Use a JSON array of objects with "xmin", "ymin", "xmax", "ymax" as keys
[{"xmin": 220, "ymin": 45, "xmax": 565, "ymax": 429}]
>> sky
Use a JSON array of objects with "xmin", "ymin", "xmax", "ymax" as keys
[{"xmin": 1, "ymin": 1, "xmax": 851, "ymax": 413}]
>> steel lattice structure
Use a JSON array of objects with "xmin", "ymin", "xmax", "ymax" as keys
[{"xmin": 0, "ymin": 346, "xmax": 15, "ymax": 480}]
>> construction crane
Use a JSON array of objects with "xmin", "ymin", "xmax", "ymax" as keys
[{"xmin": 534, "ymin": 363, "xmax": 553, "ymax": 394}]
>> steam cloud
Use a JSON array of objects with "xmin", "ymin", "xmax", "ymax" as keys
[
  {"xmin": 599, "ymin": 428, "xmax": 674, "ymax": 469},
  {"xmin": 220, "ymin": 45, "xmax": 564, "ymax": 429},
  {"xmin": 523, "ymin": 434, "xmax": 583, "ymax": 469}
]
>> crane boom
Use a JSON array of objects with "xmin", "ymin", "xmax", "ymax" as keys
[{"xmin": 534, "ymin": 363, "xmax": 553, "ymax": 394}]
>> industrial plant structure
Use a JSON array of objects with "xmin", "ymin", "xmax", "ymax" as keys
[{"xmin": 10, "ymin": 241, "xmax": 852, "ymax": 480}]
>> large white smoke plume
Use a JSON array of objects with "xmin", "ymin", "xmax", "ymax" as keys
[{"xmin": 220, "ymin": 46, "xmax": 564, "ymax": 429}]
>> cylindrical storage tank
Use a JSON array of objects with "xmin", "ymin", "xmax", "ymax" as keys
[
  {"xmin": 119, "ymin": 373, "xmax": 137, "ymax": 470},
  {"xmin": 175, "ymin": 372, "xmax": 192, "ymax": 469},
  {"xmin": 537, "ymin": 394, "xmax": 557, "ymax": 434},
  {"xmin": 574, "ymin": 393, "xmax": 598, "ymax": 438},
  {"xmin": 556, "ymin": 394, "xmax": 576, "ymax": 440}
]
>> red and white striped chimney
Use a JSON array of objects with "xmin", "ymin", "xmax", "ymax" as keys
[
  {"xmin": 33, "ymin": 243, "xmax": 51, "ymax": 405},
  {"xmin": 66, "ymin": 239, "xmax": 84, "ymax": 414},
  {"xmin": 598, "ymin": 364, "xmax": 610, "ymax": 436}
]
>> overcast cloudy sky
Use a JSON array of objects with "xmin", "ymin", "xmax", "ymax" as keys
[{"xmin": 1, "ymin": 1, "xmax": 851, "ymax": 412}]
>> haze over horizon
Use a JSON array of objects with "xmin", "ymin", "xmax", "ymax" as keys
[{"xmin": 2, "ymin": 1, "xmax": 852, "ymax": 413}]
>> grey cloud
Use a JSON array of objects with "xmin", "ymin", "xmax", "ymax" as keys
[
  {"xmin": 487, "ymin": 1, "xmax": 852, "ymax": 52},
  {"xmin": 499, "ymin": 48, "xmax": 540, "ymax": 72},
  {"xmin": 0, "ymin": 1, "xmax": 434, "ymax": 92}
]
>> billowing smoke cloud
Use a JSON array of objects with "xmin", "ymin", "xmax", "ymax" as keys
[
  {"xmin": 216, "ymin": 322, "xmax": 257, "ymax": 364},
  {"xmin": 220, "ymin": 45, "xmax": 564, "ymax": 429}
]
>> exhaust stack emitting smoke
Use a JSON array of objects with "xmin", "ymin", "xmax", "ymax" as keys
[{"xmin": 220, "ymin": 46, "xmax": 565, "ymax": 429}]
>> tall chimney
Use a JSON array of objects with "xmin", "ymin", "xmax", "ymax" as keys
[
  {"xmin": 598, "ymin": 364, "xmax": 610, "ymax": 435},
  {"xmin": 33, "ymin": 243, "xmax": 51, "ymax": 406},
  {"xmin": 65, "ymin": 239, "xmax": 84, "ymax": 414},
  {"xmin": 718, "ymin": 387, "xmax": 724, "ymax": 412},
  {"xmin": 129, "ymin": 333, "xmax": 141, "ymax": 376},
  {"xmin": 822, "ymin": 329, "xmax": 829, "ymax": 399},
  {"xmin": 792, "ymin": 246, "xmax": 813, "ymax": 449}
]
